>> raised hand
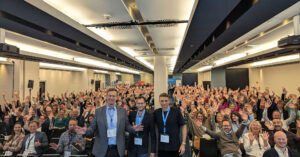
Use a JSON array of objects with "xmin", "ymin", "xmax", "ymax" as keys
[
  {"xmin": 264, "ymin": 101, "xmax": 271, "ymax": 109},
  {"xmin": 240, "ymin": 110, "xmax": 249, "ymax": 122},
  {"xmin": 34, "ymin": 140, "xmax": 41, "ymax": 147},
  {"xmin": 248, "ymin": 132, "xmax": 255, "ymax": 143},
  {"xmin": 296, "ymin": 120, "xmax": 300, "ymax": 128},
  {"xmin": 49, "ymin": 143, "xmax": 59, "ymax": 150},
  {"xmin": 132, "ymin": 123, "xmax": 144, "ymax": 132},
  {"xmin": 76, "ymin": 126, "xmax": 87, "ymax": 135},
  {"xmin": 262, "ymin": 131, "xmax": 269, "ymax": 142},
  {"xmin": 264, "ymin": 122, "xmax": 274, "ymax": 130}
]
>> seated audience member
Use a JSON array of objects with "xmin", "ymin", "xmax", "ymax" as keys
[
  {"xmin": 0, "ymin": 114, "xmax": 13, "ymax": 136},
  {"xmin": 49, "ymin": 119, "xmax": 86, "ymax": 156},
  {"xmin": 20, "ymin": 120, "xmax": 48, "ymax": 156},
  {"xmin": 263, "ymin": 131, "xmax": 299, "ymax": 157},
  {"xmin": 263, "ymin": 100, "xmax": 297, "ymax": 130},
  {"xmin": 0, "ymin": 122, "xmax": 25, "ymax": 156},
  {"xmin": 53, "ymin": 109, "xmax": 69, "ymax": 129},
  {"xmin": 199, "ymin": 111, "xmax": 250, "ymax": 157},
  {"xmin": 243, "ymin": 121, "xmax": 270, "ymax": 157},
  {"xmin": 265, "ymin": 118, "xmax": 300, "ymax": 153}
]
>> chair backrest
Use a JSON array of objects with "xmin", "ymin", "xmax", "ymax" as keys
[
  {"xmin": 200, "ymin": 138, "xmax": 220, "ymax": 157},
  {"xmin": 42, "ymin": 154, "xmax": 61, "ymax": 157}
]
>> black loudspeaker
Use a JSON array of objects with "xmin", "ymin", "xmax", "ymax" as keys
[
  {"xmin": 28, "ymin": 80, "xmax": 34, "ymax": 88},
  {"xmin": 91, "ymin": 79, "xmax": 94, "ymax": 84}
]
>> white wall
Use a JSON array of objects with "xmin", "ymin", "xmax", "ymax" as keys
[
  {"xmin": 0, "ymin": 64, "xmax": 13, "ymax": 104},
  {"xmin": 39, "ymin": 69, "xmax": 89, "ymax": 95},
  {"xmin": 140, "ymin": 72, "xmax": 153, "ymax": 84},
  {"xmin": 121, "ymin": 73, "xmax": 134, "ymax": 84},
  {"xmin": 249, "ymin": 63, "xmax": 300, "ymax": 95},
  {"xmin": 198, "ymin": 71, "xmax": 211, "ymax": 84}
]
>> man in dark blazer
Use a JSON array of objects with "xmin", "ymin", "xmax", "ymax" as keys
[
  {"xmin": 128, "ymin": 96, "xmax": 156, "ymax": 157},
  {"xmin": 20, "ymin": 120, "xmax": 48, "ymax": 157},
  {"xmin": 78, "ymin": 88, "xmax": 143, "ymax": 157},
  {"xmin": 263, "ymin": 131, "xmax": 299, "ymax": 157}
]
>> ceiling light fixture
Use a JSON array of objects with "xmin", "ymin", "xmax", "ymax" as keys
[
  {"xmin": 136, "ymin": 57, "xmax": 154, "ymax": 70},
  {"xmin": 94, "ymin": 70, "xmax": 108, "ymax": 74},
  {"xmin": 251, "ymin": 54, "xmax": 299, "ymax": 67},
  {"xmin": 120, "ymin": 47, "xmax": 137, "ymax": 57},
  {"xmin": 88, "ymin": 27, "xmax": 112, "ymax": 41},
  {"xmin": 115, "ymin": 72, "xmax": 121, "ymax": 75},
  {"xmin": 75, "ymin": 58, "xmax": 140, "ymax": 74},
  {"xmin": 40, "ymin": 62, "xmax": 85, "ymax": 71},
  {"xmin": 0, "ymin": 57, "xmax": 8, "ymax": 62},
  {"xmin": 215, "ymin": 53, "xmax": 246, "ymax": 66},
  {"xmin": 246, "ymin": 41, "xmax": 278, "ymax": 55},
  {"xmin": 5, "ymin": 39, "xmax": 73, "ymax": 60},
  {"xmin": 197, "ymin": 65, "xmax": 213, "ymax": 72}
]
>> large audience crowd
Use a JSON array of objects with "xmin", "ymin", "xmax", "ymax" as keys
[{"xmin": 0, "ymin": 83, "xmax": 299, "ymax": 157}]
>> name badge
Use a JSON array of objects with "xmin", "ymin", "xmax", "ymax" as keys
[
  {"xmin": 5, "ymin": 151, "xmax": 13, "ymax": 156},
  {"xmin": 107, "ymin": 128, "xmax": 117, "ymax": 137},
  {"xmin": 134, "ymin": 137, "xmax": 143, "ymax": 145},
  {"xmin": 4, "ymin": 136, "xmax": 9, "ymax": 141},
  {"xmin": 160, "ymin": 134, "xmax": 169, "ymax": 143},
  {"xmin": 64, "ymin": 151, "xmax": 71, "ymax": 157}
]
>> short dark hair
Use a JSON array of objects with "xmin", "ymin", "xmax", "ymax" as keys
[
  {"xmin": 136, "ymin": 96, "xmax": 146, "ymax": 102},
  {"xmin": 29, "ymin": 120, "xmax": 39, "ymax": 126},
  {"xmin": 106, "ymin": 88, "xmax": 118, "ymax": 94},
  {"xmin": 222, "ymin": 119, "xmax": 232, "ymax": 125},
  {"xmin": 69, "ymin": 118, "xmax": 78, "ymax": 124},
  {"xmin": 159, "ymin": 93, "xmax": 169, "ymax": 98}
]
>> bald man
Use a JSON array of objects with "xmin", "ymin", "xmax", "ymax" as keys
[{"xmin": 263, "ymin": 131, "xmax": 299, "ymax": 157}]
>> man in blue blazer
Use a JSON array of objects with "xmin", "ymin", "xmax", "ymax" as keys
[
  {"xmin": 78, "ymin": 88, "xmax": 143, "ymax": 157},
  {"xmin": 20, "ymin": 120, "xmax": 48, "ymax": 157}
]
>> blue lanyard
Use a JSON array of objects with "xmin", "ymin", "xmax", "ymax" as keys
[
  {"xmin": 162, "ymin": 107, "xmax": 170, "ymax": 134},
  {"xmin": 107, "ymin": 106, "xmax": 115, "ymax": 127},
  {"xmin": 27, "ymin": 135, "xmax": 35, "ymax": 149},
  {"xmin": 10, "ymin": 136, "xmax": 19, "ymax": 146},
  {"xmin": 135, "ymin": 110, "xmax": 145, "ymax": 136},
  {"xmin": 257, "ymin": 135, "xmax": 261, "ymax": 149},
  {"xmin": 135, "ymin": 110, "xmax": 145, "ymax": 125}
]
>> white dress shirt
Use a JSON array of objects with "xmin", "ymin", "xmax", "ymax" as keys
[
  {"xmin": 24, "ymin": 133, "xmax": 37, "ymax": 154},
  {"xmin": 275, "ymin": 145, "xmax": 289, "ymax": 157},
  {"xmin": 243, "ymin": 133, "xmax": 270, "ymax": 157}
]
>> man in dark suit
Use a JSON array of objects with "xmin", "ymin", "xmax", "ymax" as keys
[
  {"xmin": 78, "ymin": 88, "xmax": 144, "ymax": 157},
  {"xmin": 263, "ymin": 131, "xmax": 299, "ymax": 157},
  {"xmin": 128, "ymin": 96, "xmax": 156, "ymax": 157},
  {"xmin": 20, "ymin": 120, "xmax": 48, "ymax": 157}
]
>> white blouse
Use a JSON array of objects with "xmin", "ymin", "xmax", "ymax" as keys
[{"xmin": 243, "ymin": 133, "xmax": 270, "ymax": 157}]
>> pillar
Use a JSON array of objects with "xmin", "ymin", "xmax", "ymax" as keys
[
  {"xmin": 0, "ymin": 28, "xmax": 5, "ymax": 43},
  {"xmin": 294, "ymin": 14, "xmax": 300, "ymax": 35},
  {"xmin": 154, "ymin": 56, "xmax": 168, "ymax": 109}
]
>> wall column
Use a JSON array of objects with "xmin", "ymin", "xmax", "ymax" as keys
[
  {"xmin": 293, "ymin": 14, "xmax": 300, "ymax": 35},
  {"xmin": 154, "ymin": 56, "xmax": 168, "ymax": 109}
]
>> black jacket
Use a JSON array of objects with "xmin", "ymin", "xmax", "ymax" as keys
[
  {"xmin": 128, "ymin": 110, "xmax": 156, "ymax": 154},
  {"xmin": 263, "ymin": 147, "xmax": 299, "ymax": 157}
]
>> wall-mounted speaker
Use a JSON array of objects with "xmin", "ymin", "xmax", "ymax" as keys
[
  {"xmin": 28, "ymin": 80, "xmax": 34, "ymax": 88},
  {"xmin": 91, "ymin": 79, "xmax": 94, "ymax": 84}
]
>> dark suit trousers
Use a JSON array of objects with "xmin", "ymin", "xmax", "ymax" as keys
[
  {"xmin": 105, "ymin": 147, "xmax": 121, "ymax": 157},
  {"xmin": 158, "ymin": 150, "xmax": 179, "ymax": 157}
]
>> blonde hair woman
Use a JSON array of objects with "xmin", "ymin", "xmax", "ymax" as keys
[{"xmin": 242, "ymin": 121, "xmax": 270, "ymax": 157}]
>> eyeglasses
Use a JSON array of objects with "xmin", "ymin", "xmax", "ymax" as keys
[{"xmin": 136, "ymin": 103, "xmax": 145, "ymax": 105}]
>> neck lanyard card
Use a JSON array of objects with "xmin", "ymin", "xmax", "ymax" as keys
[
  {"xmin": 107, "ymin": 107, "xmax": 117, "ymax": 138},
  {"xmin": 160, "ymin": 107, "xmax": 170, "ymax": 143},
  {"xmin": 134, "ymin": 110, "xmax": 145, "ymax": 145}
]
